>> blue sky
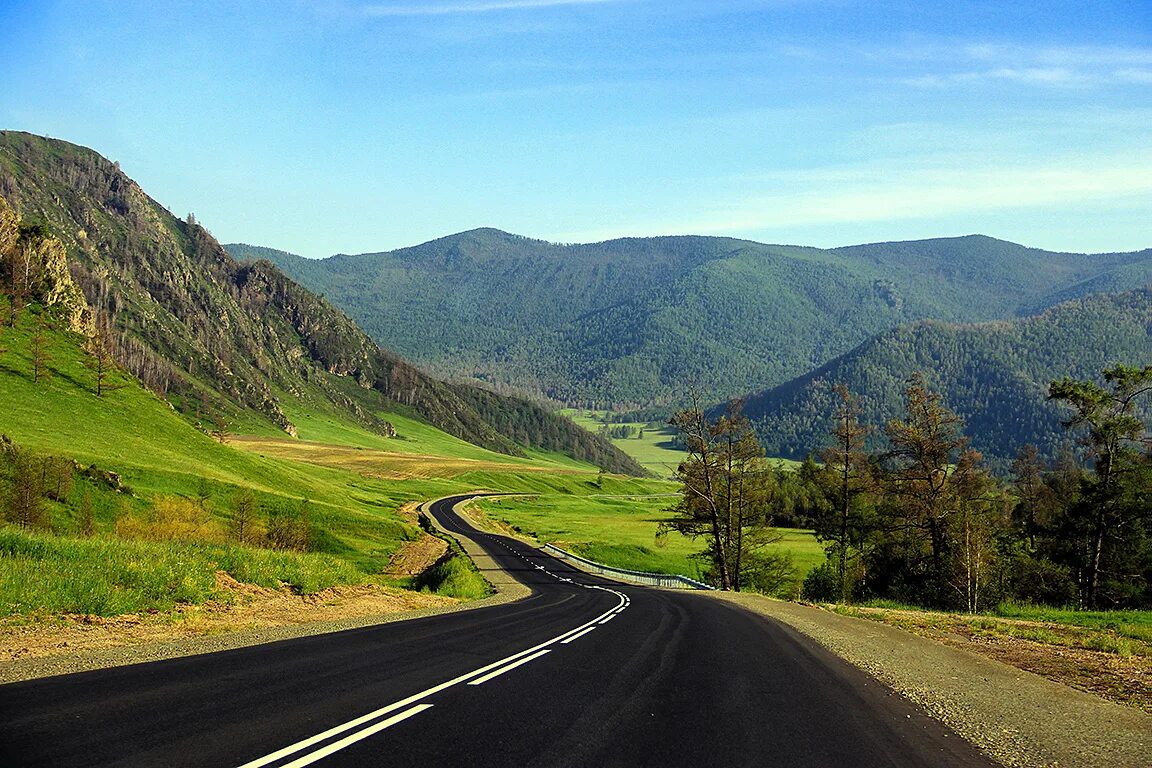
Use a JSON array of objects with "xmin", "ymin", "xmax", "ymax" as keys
[{"xmin": 2, "ymin": 0, "xmax": 1150, "ymax": 257}]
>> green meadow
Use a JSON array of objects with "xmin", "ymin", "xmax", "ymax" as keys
[{"xmin": 0, "ymin": 311, "xmax": 691, "ymax": 616}]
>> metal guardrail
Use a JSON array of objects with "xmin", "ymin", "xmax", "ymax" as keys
[{"xmin": 542, "ymin": 544, "xmax": 715, "ymax": 590}]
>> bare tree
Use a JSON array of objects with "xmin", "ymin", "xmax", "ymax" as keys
[
  {"xmin": 85, "ymin": 318, "xmax": 123, "ymax": 397},
  {"xmin": 5, "ymin": 449, "xmax": 47, "ymax": 530},
  {"xmin": 29, "ymin": 317, "xmax": 52, "ymax": 383},
  {"xmin": 77, "ymin": 488, "xmax": 96, "ymax": 536},
  {"xmin": 230, "ymin": 488, "xmax": 259, "ymax": 544}
]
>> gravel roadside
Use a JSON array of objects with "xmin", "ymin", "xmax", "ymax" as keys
[{"xmin": 714, "ymin": 592, "xmax": 1151, "ymax": 768}]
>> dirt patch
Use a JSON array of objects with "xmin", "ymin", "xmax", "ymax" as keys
[
  {"xmin": 385, "ymin": 534, "xmax": 449, "ymax": 577},
  {"xmin": 841, "ymin": 607, "xmax": 1151, "ymax": 713},
  {"xmin": 229, "ymin": 436, "xmax": 581, "ymax": 479},
  {"xmin": 0, "ymin": 572, "xmax": 455, "ymax": 665}
]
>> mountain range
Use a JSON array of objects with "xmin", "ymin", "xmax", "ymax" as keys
[
  {"xmin": 229, "ymin": 230, "xmax": 1152, "ymax": 411},
  {"xmin": 0, "ymin": 131, "xmax": 643, "ymax": 475},
  {"xmin": 734, "ymin": 288, "xmax": 1151, "ymax": 466}
]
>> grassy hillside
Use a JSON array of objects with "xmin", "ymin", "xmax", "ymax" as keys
[
  {"xmin": 0, "ymin": 131, "xmax": 642, "ymax": 475},
  {"xmin": 229, "ymin": 231, "xmax": 1152, "ymax": 409},
  {"xmin": 0, "ymin": 307, "xmax": 671, "ymax": 615},
  {"xmin": 737, "ymin": 288, "xmax": 1152, "ymax": 465}
]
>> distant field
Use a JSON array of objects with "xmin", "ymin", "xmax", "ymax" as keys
[
  {"xmin": 563, "ymin": 410, "xmax": 685, "ymax": 479},
  {"xmin": 229, "ymin": 436, "xmax": 584, "ymax": 481},
  {"xmin": 562, "ymin": 409, "xmax": 802, "ymax": 477}
]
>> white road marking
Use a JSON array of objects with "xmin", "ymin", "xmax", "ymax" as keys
[
  {"xmin": 276, "ymin": 705, "xmax": 433, "ymax": 768},
  {"xmin": 560, "ymin": 626, "xmax": 597, "ymax": 644},
  {"xmin": 467, "ymin": 649, "xmax": 552, "ymax": 686},
  {"xmin": 237, "ymin": 506, "xmax": 632, "ymax": 768}
]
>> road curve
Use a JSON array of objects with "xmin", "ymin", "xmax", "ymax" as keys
[{"xmin": 0, "ymin": 494, "xmax": 997, "ymax": 767}]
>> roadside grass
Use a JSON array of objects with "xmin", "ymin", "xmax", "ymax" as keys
[
  {"xmin": 0, "ymin": 527, "xmax": 364, "ymax": 618},
  {"xmin": 412, "ymin": 553, "xmax": 491, "ymax": 600},
  {"xmin": 836, "ymin": 601, "xmax": 1152, "ymax": 658},
  {"xmin": 991, "ymin": 602, "xmax": 1152, "ymax": 642}
]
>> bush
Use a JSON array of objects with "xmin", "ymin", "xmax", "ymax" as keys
[
  {"xmin": 801, "ymin": 561, "xmax": 840, "ymax": 602},
  {"xmin": 115, "ymin": 496, "xmax": 225, "ymax": 543},
  {"xmin": 414, "ymin": 552, "xmax": 490, "ymax": 600},
  {"xmin": 1006, "ymin": 555, "xmax": 1077, "ymax": 607}
]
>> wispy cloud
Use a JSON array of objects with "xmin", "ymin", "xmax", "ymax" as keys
[
  {"xmin": 557, "ymin": 154, "xmax": 1152, "ymax": 245},
  {"xmin": 904, "ymin": 67, "xmax": 1091, "ymax": 88},
  {"xmin": 697, "ymin": 160, "xmax": 1152, "ymax": 232},
  {"xmin": 890, "ymin": 42, "xmax": 1152, "ymax": 89},
  {"xmin": 361, "ymin": 0, "xmax": 620, "ymax": 16}
]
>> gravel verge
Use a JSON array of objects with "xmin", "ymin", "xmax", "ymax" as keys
[
  {"xmin": 0, "ymin": 591, "xmax": 523, "ymax": 686},
  {"xmin": 713, "ymin": 592, "xmax": 1152, "ymax": 768}
]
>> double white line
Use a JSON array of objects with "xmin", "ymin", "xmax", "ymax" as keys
[{"xmin": 236, "ymin": 585, "xmax": 627, "ymax": 768}]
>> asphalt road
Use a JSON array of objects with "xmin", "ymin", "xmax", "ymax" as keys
[{"xmin": 0, "ymin": 495, "xmax": 997, "ymax": 767}]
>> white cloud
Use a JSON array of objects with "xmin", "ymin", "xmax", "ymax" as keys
[{"xmin": 361, "ymin": 0, "xmax": 620, "ymax": 16}]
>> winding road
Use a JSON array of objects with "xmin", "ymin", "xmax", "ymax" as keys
[{"xmin": 0, "ymin": 495, "xmax": 996, "ymax": 767}]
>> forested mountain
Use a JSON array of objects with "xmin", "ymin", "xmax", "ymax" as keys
[
  {"xmin": 228, "ymin": 231, "xmax": 1152, "ymax": 408},
  {"xmin": 735, "ymin": 289, "xmax": 1152, "ymax": 466},
  {"xmin": 0, "ymin": 131, "xmax": 643, "ymax": 475}
]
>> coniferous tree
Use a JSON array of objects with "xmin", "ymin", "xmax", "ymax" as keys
[
  {"xmin": 1048, "ymin": 364, "xmax": 1152, "ymax": 608},
  {"xmin": 878, "ymin": 374, "xmax": 971, "ymax": 607}
]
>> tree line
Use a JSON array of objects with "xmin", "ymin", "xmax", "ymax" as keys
[{"xmin": 669, "ymin": 365, "xmax": 1152, "ymax": 611}]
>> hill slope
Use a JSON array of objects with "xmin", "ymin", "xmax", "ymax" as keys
[
  {"xmin": 736, "ymin": 289, "xmax": 1152, "ymax": 465},
  {"xmin": 0, "ymin": 131, "xmax": 642, "ymax": 475},
  {"xmin": 229, "ymin": 231, "xmax": 1152, "ymax": 408}
]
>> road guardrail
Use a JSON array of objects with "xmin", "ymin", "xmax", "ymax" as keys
[{"xmin": 542, "ymin": 544, "xmax": 714, "ymax": 590}]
